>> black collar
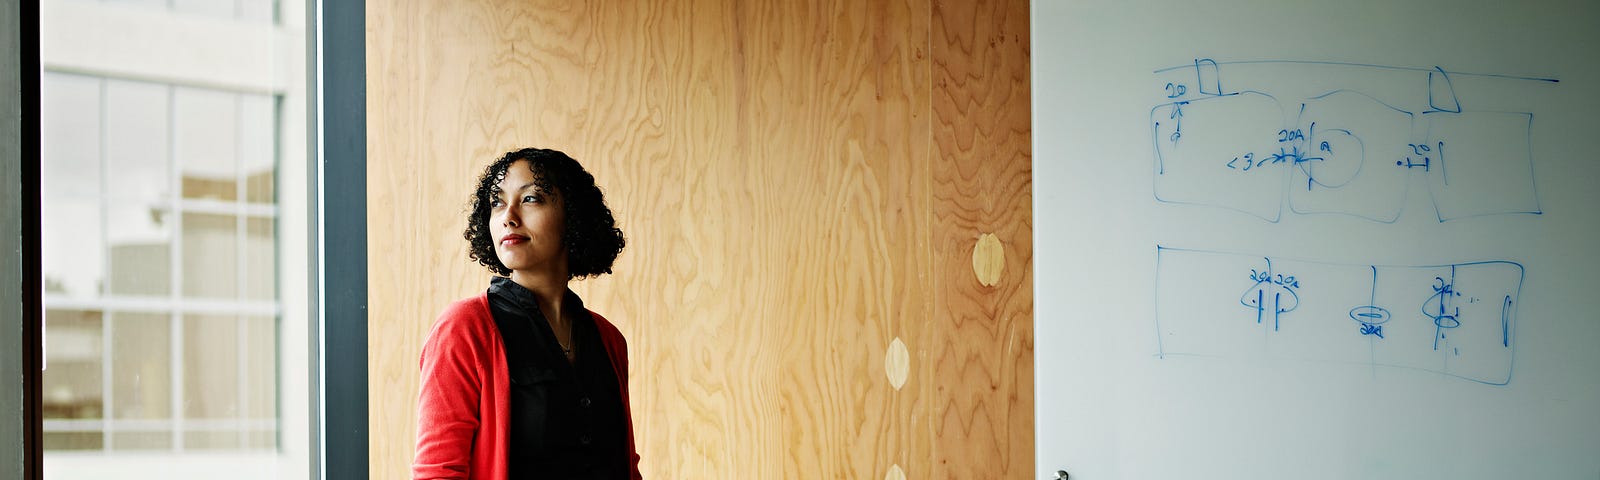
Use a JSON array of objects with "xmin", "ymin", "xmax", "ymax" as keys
[{"xmin": 487, "ymin": 276, "xmax": 586, "ymax": 322}]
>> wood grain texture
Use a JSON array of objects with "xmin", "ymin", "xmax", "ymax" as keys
[
  {"xmin": 367, "ymin": 0, "xmax": 1030, "ymax": 477},
  {"xmin": 928, "ymin": 0, "xmax": 1034, "ymax": 477}
]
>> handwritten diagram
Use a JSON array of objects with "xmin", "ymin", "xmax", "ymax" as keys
[
  {"xmin": 1150, "ymin": 59, "xmax": 1551, "ymax": 223},
  {"xmin": 1154, "ymin": 246, "xmax": 1523, "ymax": 385}
]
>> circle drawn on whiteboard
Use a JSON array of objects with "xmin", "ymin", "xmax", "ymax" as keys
[
  {"xmin": 1301, "ymin": 127, "xmax": 1363, "ymax": 189},
  {"xmin": 1423, "ymin": 278, "xmax": 1463, "ymax": 329},
  {"xmin": 1348, "ymin": 305, "xmax": 1391, "ymax": 325}
]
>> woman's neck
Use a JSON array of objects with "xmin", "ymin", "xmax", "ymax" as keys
[{"xmin": 510, "ymin": 270, "xmax": 569, "ymax": 327}]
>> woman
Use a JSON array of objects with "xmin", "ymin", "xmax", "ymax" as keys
[{"xmin": 414, "ymin": 148, "xmax": 641, "ymax": 480}]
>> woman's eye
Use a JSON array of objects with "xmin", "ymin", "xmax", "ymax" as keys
[
  {"xmin": 489, "ymin": 198, "xmax": 505, "ymax": 208},
  {"xmin": 523, "ymin": 194, "xmax": 539, "ymax": 203}
]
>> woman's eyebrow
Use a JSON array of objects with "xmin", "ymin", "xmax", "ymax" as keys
[{"xmin": 492, "ymin": 182, "xmax": 539, "ymax": 197}]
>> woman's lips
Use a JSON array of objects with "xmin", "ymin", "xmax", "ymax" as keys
[{"xmin": 499, "ymin": 234, "xmax": 528, "ymax": 246}]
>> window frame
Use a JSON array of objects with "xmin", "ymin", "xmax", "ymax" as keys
[
  {"xmin": 311, "ymin": 0, "xmax": 368, "ymax": 478},
  {"xmin": 13, "ymin": 0, "xmax": 45, "ymax": 478}
]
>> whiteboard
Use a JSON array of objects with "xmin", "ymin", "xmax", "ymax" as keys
[{"xmin": 1033, "ymin": 1, "xmax": 1600, "ymax": 478}]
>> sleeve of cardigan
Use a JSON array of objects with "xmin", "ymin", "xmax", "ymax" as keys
[
  {"xmin": 413, "ymin": 310, "xmax": 483, "ymax": 480},
  {"xmin": 595, "ymin": 311, "xmax": 644, "ymax": 480},
  {"xmin": 621, "ymin": 334, "xmax": 642, "ymax": 480}
]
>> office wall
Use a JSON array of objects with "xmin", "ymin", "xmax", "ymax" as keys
[{"xmin": 367, "ymin": 0, "xmax": 1031, "ymax": 477}]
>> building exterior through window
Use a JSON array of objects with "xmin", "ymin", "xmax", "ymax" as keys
[{"xmin": 39, "ymin": 1, "xmax": 311, "ymax": 478}]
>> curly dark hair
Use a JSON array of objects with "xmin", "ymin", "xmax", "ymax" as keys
[{"xmin": 464, "ymin": 148, "xmax": 625, "ymax": 279}]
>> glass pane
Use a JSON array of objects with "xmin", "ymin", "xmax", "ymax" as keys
[
  {"xmin": 42, "ymin": 309, "xmax": 104, "ymax": 420},
  {"xmin": 184, "ymin": 430, "xmax": 240, "ymax": 450},
  {"xmin": 100, "ymin": 0, "xmax": 169, "ymax": 10},
  {"xmin": 181, "ymin": 212, "xmax": 238, "ymax": 299},
  {"xmin": 107, "ymin": 203, "xmax": 172, "ymax": 296},
  {"xmin": 111, "ymin": 312, "xmax": 172, "ymax": 420},
  {"xmin": 41, "ymin": 199, "xmax": 104, "ymax": 298},
  {"xmin": 244, "ymin": 216, "xmax": 275, "ymax": 300},
  {"xmin": 240, "ymin": 94, "xmax": 276, "ymax": 203},
  {"xmin": 43, "ymin": 432, "xmax": 104, "ymax": 451},
  {"xmin": 43, "ymin": 0, "xmax": 307, "ymax": 466},
  {"xmin": 236, "ymin": 0, "xmax": 275, "ymax": 23},
  {"xmin": 104, "ymin": 79, "xmax": 170, "ymax": 201},
  {"xmin": 40, "ymin": 72, "xmax": 101, "ymax": 198},
  {"xmin": 171, "ymin": 0, "xmax": 234, "ymax": 19},
  {"xmin": 246, "ymin": 429, "xmax": 276, "ymax": 449},
  {"xmin": 175, "ymin": 87, "xmax": 238, "ymax": 202},
  {"xmin": 111, "ymin": 431, "xmax": 173, "ymax": 450},
  {"xmin": 182, "ymin": 314, "xmax": 239, "ymax": 419},
  {"xmin": 243, "ymin": 316, "xmax": 276, "ymax": 419}
]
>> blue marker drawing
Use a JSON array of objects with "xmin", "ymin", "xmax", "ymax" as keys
[
  {"xmin": 1426, "ymin": 66, "xmax": 1463, "ymax": 113},
  {"xmin": 1152, "ymin": 91, "xmax": 1288, "ymax": 221},
  {"xmin": 1240, "ymin": 257, "xmax": 1300, "ymax": 331},
  {"xmin": 1151, "ymin": 58, "xmax": 1548, "ymax": 223},
  {"xmin": 1349, "ymin": 266, "xmax": 1390, "ymax": 339},
  {"xmin": 1155, "ymin": 246, "xmax": 1523, "ymax": 385},
  {"xmin": 1424, "ymin": 270, "xmax": 1463, "ymax": 351},
  {"xmin": 1500, "ymin": 296, "xmax": 1514, "ymax": 348}
]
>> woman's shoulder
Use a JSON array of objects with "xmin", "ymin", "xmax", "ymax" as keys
[
  {"xmin": 418, "ymin": 293, "xmax": 497, "ymax": 373},
  {"xmin": 438, "ymin": 293, "xmax": 490, "ymax": 318},
  {"xmin": 586, "ymin": 310, "xmax": 627, "ymax": 346},
  {"xmin": 427, "ymin": 293, "xmax": 494, "ymax": 339}
]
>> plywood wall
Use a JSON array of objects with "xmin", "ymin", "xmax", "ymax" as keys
[{"xmin": 366, "ymin": 0, "xmax": 1031, "ymax": 478}]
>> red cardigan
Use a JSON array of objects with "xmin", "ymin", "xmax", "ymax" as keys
[{"xmin": 413, "ymin": 294, "xmax": 642, "ymax": 480}]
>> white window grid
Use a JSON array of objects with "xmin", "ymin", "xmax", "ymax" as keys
[{"xmin": 41, "ymin": 72, "xmax": 283, "ymax": 452}]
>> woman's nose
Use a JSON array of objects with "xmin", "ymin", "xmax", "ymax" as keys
[{"xmin": 500, "ymin": 208, "xmax": 520, "ymax": 227}]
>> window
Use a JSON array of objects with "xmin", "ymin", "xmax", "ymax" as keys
[
  {"xmin": 39, "ymin": 0, "xmax": 310, "ymax": 477},
  {"xmin": 42, "ymin": 74, "xmax": 281, "ymax": 453}
]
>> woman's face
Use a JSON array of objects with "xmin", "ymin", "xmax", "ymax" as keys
[{"xmin": 488, "ymin": 159, "xmax": 567, "ymax": 276}]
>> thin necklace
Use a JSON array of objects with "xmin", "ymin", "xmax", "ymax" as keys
[{"xmin": 556, "ymin": 312, "xmax": 573, "ymax": 357}]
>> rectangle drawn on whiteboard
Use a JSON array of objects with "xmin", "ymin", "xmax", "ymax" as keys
[
  {"xmin": 1154, "ymin": 246, "xmax": 1522, "ymax": 385},
  {"xmin": 1150, "ymin": 59, "xmax": 1551, "ymax": 223}
]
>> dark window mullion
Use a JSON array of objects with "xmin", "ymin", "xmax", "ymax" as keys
[{"xmin": 319, "ymin": 0, "xmax": 367, "ymax": 477}]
